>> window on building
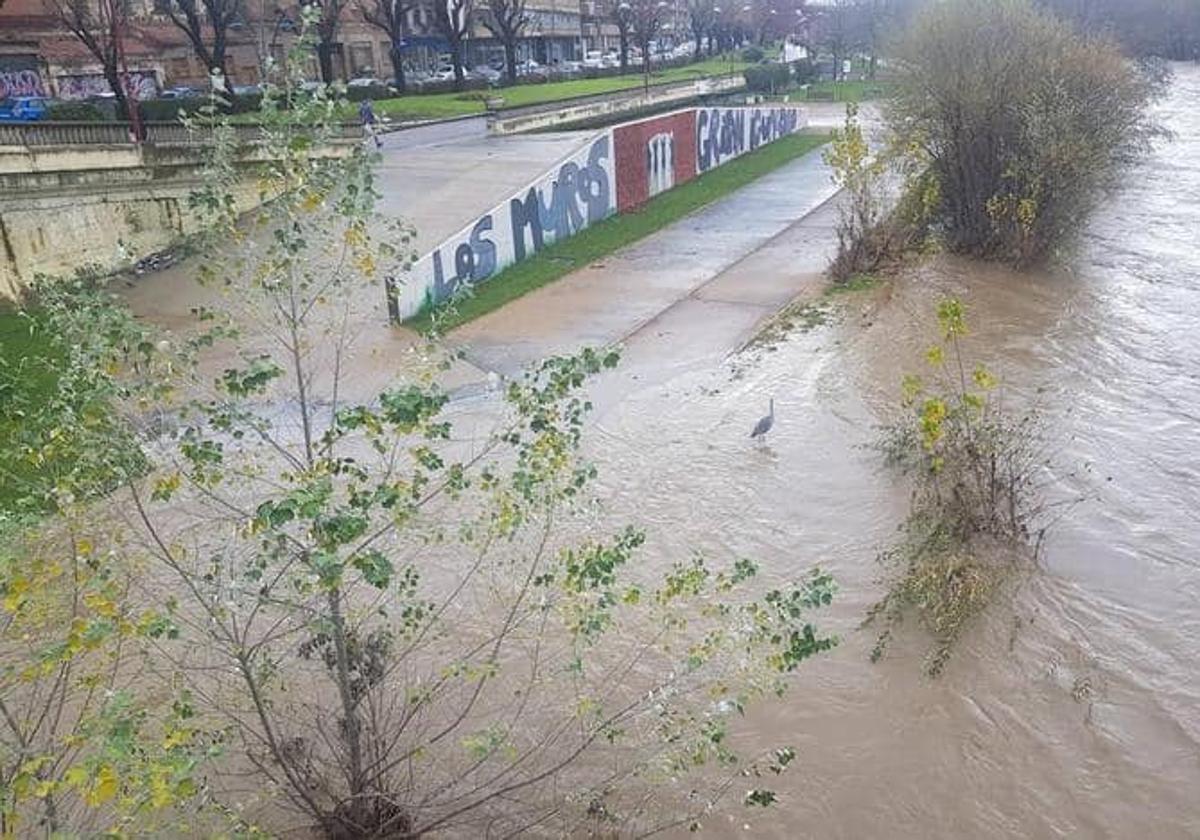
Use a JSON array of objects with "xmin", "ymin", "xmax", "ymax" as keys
[{"xmin": 349, "ymin": 43, "xmax": 375, "ymax": 77}]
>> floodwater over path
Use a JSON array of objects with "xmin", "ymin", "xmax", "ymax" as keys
[{"xmin": 576, "ymin": 64, "xmax": 1200, "ymax": 838}]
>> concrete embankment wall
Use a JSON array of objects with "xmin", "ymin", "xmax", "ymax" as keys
[
  {"xmin": 0, "ymin": 143, "xmax": 266, "ymax": 299},
  {"xmin": 396, "ymin": 104, "xmax": 807, "ymax": 322},
  {"xmin": 0, "ymin": 130, "xmax": 357, "ymax": 300}
]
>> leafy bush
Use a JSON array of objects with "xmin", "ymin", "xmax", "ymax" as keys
[
  {"xmin": 44, "ymin": 101, "xmax": 107, "ymax": 122},
  {"xmin": 345, "ymin": 83, "xmax": 394, "ymax": 101},
  {"xmin": 791, "ymin": 58, "xmax": 818, "ymax": 84},
  {"xmin": 138, "ymin": 97, "xmax": 203, "ymax": 122},
  {"xmin": 743, "ymin": 62, "xmax": 791, "ymax": 93},
  {"xmin": 823, "ymin": 105, "xmax": 923, "ymax": 282},
  {"xmin": 410, "ymin": 76, "xmax": 489, "ymax": 94},
  {"xmin": 888, "ymin": 0, "xmax": 1163, "ymax": 266},
  {"xmin": 865, "ymin": 298, "xmax": 1043, "ymax": 675},
  {"xmin": 742, "ymin": 45, "xmax": 765, "ymax": 63}
]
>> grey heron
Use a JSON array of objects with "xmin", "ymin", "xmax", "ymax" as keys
[{"xmin": 750, "ymin": 398, "xmax": 775, "ymax": 442}]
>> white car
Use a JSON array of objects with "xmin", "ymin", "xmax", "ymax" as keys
[
  {"xmin": 469, "ymin": 65, "xmax": 503, "ymax": 83},
  {"xmin": 583, "ymin": 50, "xmax": 606, "ymax": 69},
  {"xmin": 347, "ymin": 76, "xmax": 389, "ymax": 88}
]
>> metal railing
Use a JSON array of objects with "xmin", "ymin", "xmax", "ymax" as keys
[{"xmin": 0, "ymin": 121, "xmax": 363, "ymax": 149}]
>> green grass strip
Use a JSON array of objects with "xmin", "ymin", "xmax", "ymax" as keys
[
  {"xmin": 408, "ymin": 131, "xmax": 831, "ymax": 333},
  {"xmin": 232, "ymin": 58, "xmax": 752, "ymax": 124}
]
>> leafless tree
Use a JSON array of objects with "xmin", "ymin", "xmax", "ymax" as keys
[
  {"xmin": 480, "ymin": 0, "xmax": 529, "ymax": 85},
  {"xmin": 302, "ymin": 0, "xmax": 347, "ymax": 82},
  {"xmin": 687, "ymin": 0, "xmax": 716, "ymax": 60},
  {"xmin": 606, "ymin": 0, "xmax": 634, "ymax": 73},
  {"xmin": 433, "ymin": 0, "xmax": 473, "ymax": 89},
  {"xmin": 628, "ymin": 0, "xmax": 667, "ymax": 81},
  {"xmin": 359, "ymin": 0, "xmax": 412, "ymax": 92},
  {"xmin": 44, "ymin": 0, "xmax": 137, "ymax": 126},
  {"xmin": 162, "ymin": 0, "xmax": 243, "ymax": 85}
]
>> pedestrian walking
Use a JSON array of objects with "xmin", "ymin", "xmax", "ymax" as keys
[{"xmin": 359, "ymin": 99, "xmax": 382, "ymax": 149}]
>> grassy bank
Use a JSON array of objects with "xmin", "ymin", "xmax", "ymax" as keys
[
  {"xmin": 799, "ymin": 80, "xmax": 893, "ymax": 102},
  {"xmin": 0, "ymin": 307, "xmax": 59, "ymax": 514},
  {"xmin": 229, "ymin": 58, "xmax": 751, "ymax": 124},
  {"xmin": 409, "ymin": 131, "xmax": 831, "ymax": 333},
  {"xmin": 376, "ymin": 58, "xmax": 750, "ymax": 121}
]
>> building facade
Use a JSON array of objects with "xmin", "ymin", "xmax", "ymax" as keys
[{"xmin": 0, "ymin": 0, "xmax": 643, "ymax": 96}]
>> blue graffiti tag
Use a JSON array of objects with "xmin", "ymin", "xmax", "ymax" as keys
[
  {"xmin": 512, "ymin": 134, "xmax": 611, "ymax": 261},
  {"xmin": 432, "ymin": 214, "xmax": 496, "ymax": 302},
  {"xmin": 697, "ymin": 108, "xmax": 746, "ymax": 172}
]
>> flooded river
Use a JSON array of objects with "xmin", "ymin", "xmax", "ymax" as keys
[
  {"xmin": 106, "ymin": 63, "xmax": 1200, "ymax": 839},
  {"xmin": 583, "ymin": 63, "xmax": 1200, "ymax": 838}
]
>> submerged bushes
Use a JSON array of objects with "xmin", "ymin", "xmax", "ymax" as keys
[
  {"xmin": 866, "ymin": 299, "xmax": 1043, "ymax": 675},
  {"xmin": 887, "ymin": 0, "xmax": 1163, "ymax": 266}
]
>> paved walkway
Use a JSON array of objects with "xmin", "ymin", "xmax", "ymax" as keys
[
  {"xmin": 374, "ymin": 120, "xmax": 591, "ymax": 253},
  {"xmin": 451, "ymin": 144, "xmax": 842, "ymax": 378}
]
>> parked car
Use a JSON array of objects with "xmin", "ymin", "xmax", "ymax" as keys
[
  {"xmin": 160, "ymin": 86, "xmax": 201, "ymax": 99},
  {"xmin": 347, "ymin": 76, "xmax": 390, "ymax": 89},
  {"xmin": 515, "ymin": 59, "xmax": 545, "ymax": 78},
  {"xmin": 0, "ymin": 96, "xmax": 49, "ymax": 123},
  {"xmin": 556, "ymin": 60, "xmax": 583, "ymax": 75},
  {"xmin": 468, "ymin": 65, "xmax": 502, "ymax": 84},
  {"xmin": 232, "ymin": 84, "xmax": 262, "ymax": 96},
  {"xmin": 583, "ymin": 50, "xmax": 606, "ymax": 69}
]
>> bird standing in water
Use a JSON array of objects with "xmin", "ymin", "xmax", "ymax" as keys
[{"xmin": 750, "ymin": 398, "xmax": 775, "ymax": 444}]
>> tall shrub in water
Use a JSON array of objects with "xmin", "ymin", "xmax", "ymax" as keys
[{"xmin": 888, "ymin": 0, "xmax": 1163, "ymax": 266}]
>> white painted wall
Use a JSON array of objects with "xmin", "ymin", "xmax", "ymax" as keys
[{"xmin": 396, "ymin": 129, "xmax": 616, "ymax": 321}]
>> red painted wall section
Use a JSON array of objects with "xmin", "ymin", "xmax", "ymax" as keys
[{"xmin": 613, "ymin": 110, "xmax": 698, "ymax": 212}]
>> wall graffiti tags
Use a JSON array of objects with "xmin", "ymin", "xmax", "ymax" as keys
[
  {"xmin": 55, "ymin": 72, "xmax": 159, "ymax": 101},
  {"xmin": 396, "ymin": 106, "xmax": 807, "ymax": 323},
  {"xmin": 399, "ymin": 132, "xmax": 615, "ymax": 319},
  {"xmin": 613, "ymin": 109, "xmax": 698, "ymax": 212},
  {"xmin": 696, "ymin": 106, "xmax": 802, "ymax": 172},
  {"xmin": 647, "ymin": 132, "xmax": 675, "ymax": 198},
  {"xmin": 0, "ymin": 62, "xmax": 46, "ymax": 99}
]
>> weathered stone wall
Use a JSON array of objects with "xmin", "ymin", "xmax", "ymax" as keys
[{"xmin": 0, "ymin": 138, "xmax": 352, "ymax": 299}]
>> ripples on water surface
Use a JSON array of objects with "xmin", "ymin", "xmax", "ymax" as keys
[{"xmin": 586, "ymin": 64, "xmax": 1200, "ymax": 838}]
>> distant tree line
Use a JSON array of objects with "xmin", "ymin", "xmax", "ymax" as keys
[{"xmin": 1038, "ymin": 0, "xmax": 1200, "ymax": 59}]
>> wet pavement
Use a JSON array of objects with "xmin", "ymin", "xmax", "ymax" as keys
[
  {"xmin": 374, "ymin": 120, "xmax": 592, "ymax": 253},
  {"xmin": 452, "ymin": 143, "xmax": 841, "ymax": 377}
]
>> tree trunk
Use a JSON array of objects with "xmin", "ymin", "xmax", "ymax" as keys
[
  {"xmin": 390, "ymin": 44, "xmax": 407, "ymax": 93},
  {"xmin": 214, "ymin": 32, "xmax": 231, "ymax": 86},
  {"xmin": 451, "ymin": 41, "xmax": 464, "ymax": 90},
  {"xmin": 317, "ymin": 40, "xmax": 336, "ymax": 83},
  {"xmin": 105, "ymin": 66, "xmax": 134, "ymax": 136},
  {"xmin": 619, "ymin": 34, "xmax": 629, "ymax": 74},
  {"xmin": 504, "ymin": 40, "xmax": 517, "ymax": 85}
]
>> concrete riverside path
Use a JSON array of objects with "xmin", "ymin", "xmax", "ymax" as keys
[{"xmin": 450, "ymin": 142, "xmax": 842, "ymax": 380}]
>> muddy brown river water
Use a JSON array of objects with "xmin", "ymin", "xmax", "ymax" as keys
[{"xmin": 577, "ymin": 64, "xmax": 1200, "ymax": 838}]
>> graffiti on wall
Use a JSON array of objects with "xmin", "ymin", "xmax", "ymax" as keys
[
  {"xmin": 398, "ymin": 132, "xmax": 615, "ymax": 319},
  {"xmin": 647, "ymin": 132, "xmax": 675, "ymax": 198},
  {"xmin": 0, "ymin": 69, "xmax": 45, "ymax": 99},
  {"xmin": 56, "ymin": 72, "xmax": 158, "ymax": 101},
  {"xmin": 696, "ymin": 106, "xmax": 802, "ymax": 172},
  {"xmin": 612, "ymin": 109, "xmax": 698, "ymax": 212},
  {"xmin": 396, "ymin": 106, "xmax": 806, "ymax": 323},
  {"xmin": 0, "ymin": 56, "xmax": 46, "ymax": 99}
]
